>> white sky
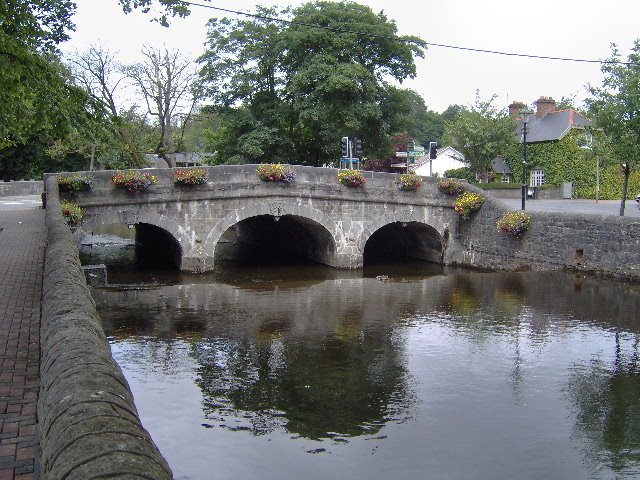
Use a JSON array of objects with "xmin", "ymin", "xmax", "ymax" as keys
[{"xmin": 61, "ymin": 0, "xmax": 640, "ymax": 113}]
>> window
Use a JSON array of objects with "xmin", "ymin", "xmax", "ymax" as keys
[
  {"xmin": 530, "ymin": 169, "xmax": 545, "ymax": 186},
  {"xmin": 501, "ymin": 174, "xmax": 510, "ymax": 183}
]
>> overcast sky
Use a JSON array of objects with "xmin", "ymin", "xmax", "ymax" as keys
[{"xmin": 61, "ymin": 0, "xmax": 640, "ymax": 113}]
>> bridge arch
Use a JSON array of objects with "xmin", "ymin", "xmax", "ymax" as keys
[
  {"xmin": 81, "ymin": 209, "xmax": 190, "ymax": 269},
  {"xmin": 360, "ymin": 209, "xmax": 449, "ymax": 265},
  {"xmin": 203, "ymin": 202, "xmax": 340, "ymax": 267}
]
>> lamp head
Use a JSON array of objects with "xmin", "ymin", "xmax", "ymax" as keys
[{"xmin": 520, "ymin": 108, "xmax": 534, "ymax": 124}]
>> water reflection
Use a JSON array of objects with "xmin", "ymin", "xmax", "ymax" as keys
[
  {"xmin": 193, "ymin": 326, "xmax": 412, "ymax": 439},
  {"xmin": 92, "ymin": 266, "xmax": 640, "ymax": 480},
  {"xmin": 566, "ymin": 333, "xmax": 640, "ymax": 473}
]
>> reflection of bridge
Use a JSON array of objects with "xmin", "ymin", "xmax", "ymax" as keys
[
  {"xmin": 51, "ymin": 165, "xmax": 640, "ymax": 280},
  {"xmin": 62, "ymin": 165, "xmax": 491, "ymax": 272}
]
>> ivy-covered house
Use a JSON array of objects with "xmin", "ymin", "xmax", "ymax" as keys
[{"xmin": 504, "ymin": 96, "xmax": 593, "ymax": 195}]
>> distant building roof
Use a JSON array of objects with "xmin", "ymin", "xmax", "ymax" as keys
[
  {"xmin": 492, "ymin": 156, "xmax": 511, "ymax": 174},
  {"xmin": 510, "ymin": 96, "xmax": 592, "ymax": 143},
  {"xmin": 413, "ymin": 146, "xmax": 464, "ymax": 168},
  {"xmin": 518, "ymin": 109, "xmax": 592, "ymax": 143}
]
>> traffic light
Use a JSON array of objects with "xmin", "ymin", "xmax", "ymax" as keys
[
  {"xmin": 341, "ymin": 137, "xmax": 349, "ymax": 158},
  {"xmin": 429, "ymin": 142, "xmax": 437, "ymax": 159},
  {"xmin": 354, "ymin": 137, "xmax": 362, "ymax": 157}
]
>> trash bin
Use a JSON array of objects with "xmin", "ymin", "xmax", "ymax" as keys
[{"xmin": 561, "ymin": 182, "xmax": 573, "ymax": 199}]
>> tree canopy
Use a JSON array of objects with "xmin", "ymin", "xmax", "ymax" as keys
[
  {"xmin": 0, "ymin": 0, "xmax": 205, "ymax": 178},
  {"xmin": 587, "ymin": 39, "xmax": 640, "ymax": 214},
  {"xmin": 442, "ymin": 93, "xmax": 515, "ymax": 180},
  {"xmin": 197, "ymin": 1, "xmax": 428, "ymax": 165}
]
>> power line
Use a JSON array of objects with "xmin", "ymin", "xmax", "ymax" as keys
[{"xmin": 178, "ymin": 0, "xmax": 638, "ymax": 67}]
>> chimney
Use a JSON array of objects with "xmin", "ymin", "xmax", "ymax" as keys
[
  {"xmin": 508, "ymin": 101, "xmax": 526, "ymax": 117},
  {"xmin": 535, "ymin": 96, "xmax": 556, "ymax": 117}
]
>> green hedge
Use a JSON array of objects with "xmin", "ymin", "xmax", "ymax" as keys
[
  {"xmin": 474, "ymin": 182, "xmax": 520, "ymax": 190},
  {"xmin": 444, "ymin": 166, "xmax": 475, "ymax": 183}
]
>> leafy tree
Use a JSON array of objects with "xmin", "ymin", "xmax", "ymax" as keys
[
  {"xmin": 441, "ymin": 104, "xmax": 466, "ymax": 124},
  {"xmin": 442, "ymin": 93, "xmax": 516, "ymax": 181},
  {"xmin": 586, "ymin": 39, "xmax": 640, "ymax": 215},
  {"xmin": 198, "ymin": 1, "xmax": 427, "ymax": 165},
  {"xmin": 117, "ymin": 0, "xmax": 211, "ymax": 26},
  {"xmin": 65, "ymin": 45, "xmax": 154, "ymax": 168},
  {"xmin": 0, "ymin": 0, "xmax": 204, "ymax": 178},
  {"xmin": 382, "ymin": 87, "xmax": 444, "ymax": 147},
  {"xmin": 124, "ymin": 46, "xmax": 199, "ymax": 167}
]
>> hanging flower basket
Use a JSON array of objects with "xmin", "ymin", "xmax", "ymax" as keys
[
  {"xmin": 397, "ymin": 173, "xmax": 422, "ymax": 191},
  {"xmin": 173, "ymin": 168, "xmax": 208, "ymax": 185},
  {"xmin": 454, "ymin": 192, "xmax": 485, "ymax": 219},
  {"xmin": 60, "ymin": 200, "xmax": 83, "ymax": 226},
  {"xmin": 338, "ymin": 169, "xmax": 366, "ymax": 187},
  {"xmin": 438, "ymin": 179, "xmax": 463, "ymax": 195},
  {"xmin": 496, "ymin": 211, "xmax": 531, "ymax": 238},
  {"xmin": 57, "ymin": 174, "xmax": 93, "ymax": 192},
  {"xmin": 256, "ymin": 164, "xmax": 296, "ymax": 183},
  {"xmin": 111, "ymin": 170, "xmax": 158, "ymax": 193}
]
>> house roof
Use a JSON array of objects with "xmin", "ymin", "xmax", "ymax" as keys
[
  {"xmin": 413, "ymin": 146, "xmax": 465, "ymax": 168},
  {"xmin": 492, "ymin": 156, "xmax": 511, "ymax": 174},
  {"xmin": 517, "ymin": 109, "xmax": 591, "ymax": 143}
]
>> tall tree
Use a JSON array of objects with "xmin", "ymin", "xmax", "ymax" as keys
[
  {"xmin": 124, "ymin": 47, "xmax": 198, "ymax": 167},
  {"xmin": 67, "ymin": 45, "xmax": 151, "ymax": 167},
  {"xmin": 442, "ymin": 93, "xmax": 515, "ymax": 181},
  {"xmin": 382, "ymin": 87, "xmax": 444, "ymax": 148},
  {"xmin": 587, "ymin": 39, "xmax": 640, "ymax": 216},
  {"xmin": 198, "ymin": 1, "xmax": 427, "ymax": 165},
  {"xmin": 0, "ymin": 0, "xmax": 204, "ymax": 177}
]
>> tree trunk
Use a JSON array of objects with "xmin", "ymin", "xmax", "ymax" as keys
[{"xmin": 619, "ymin": 163, "xmax": 630, "ymax": 216}]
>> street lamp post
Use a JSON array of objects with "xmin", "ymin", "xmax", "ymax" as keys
[{"xmin": 520, "ymin": 109, "xmax": 533, "ymax": 210}]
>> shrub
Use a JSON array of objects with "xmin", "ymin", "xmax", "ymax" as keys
[
  {"xmin": 256, "ymin": 164, "xmax": 296, "ymax": 183},
  {"xmin": 454, "ymin": 192, "xmax": 485, "ymax": 219},
  {"xmin": 57, "ymin": 174, "xmax": 93, "ymax": 192},
  {"xmin": 111, "ymin": 170, "xmax": 158, "ymax": 193},
  {"xmin": 397, "ymin": 174, "xmax": 422, "ymax": 191},
  {"xmin": 60, "ymin": 200, "xmax": 83, "ymax": 226},
  {"xmin": 496, "ymin": 211, "xmax": 531, "ymax": 238},
  {"xmin": 338, "ymin": 169, "xmax": 366, "ymax": 187},
  {"xmin": 173, "ymin": 168, "xmax": 208, "ymax": 185},
  {"xmin": 438, "ymin": 179, "xmax": 464, "ymax": 195},
  {"xmin": 444, "ymin": 166, "xmax": 475, "ymax": 183}
]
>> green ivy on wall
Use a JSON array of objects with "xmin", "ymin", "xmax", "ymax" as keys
[
  {"xmin": 594, "ymin": 165, "xmax": 640, "ymax": 200},
  {"xmin": 502, "ymin": 131, "xmax": 639, "ymax": 199}
]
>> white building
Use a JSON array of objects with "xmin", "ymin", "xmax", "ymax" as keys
[{"xmin": 412, "ymin": 146, "xmax": 465, "ymax": 177}]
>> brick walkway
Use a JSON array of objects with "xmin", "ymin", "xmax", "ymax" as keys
[{"xmin": 0, "ymin": 207, "xmax": 44, "ymax": 479}]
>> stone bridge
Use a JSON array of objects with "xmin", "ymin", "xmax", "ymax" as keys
[
  {"xmin": 57, "ymin": 165, "xmax": 478, "ymax": 272},
  {"xmin": 49, "ymin": 165, "xmax": 640, "ymax": 280}
]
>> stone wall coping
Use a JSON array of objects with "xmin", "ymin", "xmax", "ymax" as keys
[{"xmin": 39, "ymin": 176, "xmax": 172, "ymax": 479}]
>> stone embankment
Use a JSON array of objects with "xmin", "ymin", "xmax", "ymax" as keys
[{"xmin": 39, "ymin": 176, "xmax": 172, "ymax": 479}]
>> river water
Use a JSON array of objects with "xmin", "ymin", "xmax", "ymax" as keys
[{"xmin": 83, "ymin": 242, "xmax": 640, "ymax": 480}]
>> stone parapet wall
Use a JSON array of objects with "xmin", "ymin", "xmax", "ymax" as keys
[
  {"xmin": 0, "ymin": 180, "xmax": 43, "ymax": 196},
  {"xmin": 453, "ymin": 183, "xmax": 640, "ymax": 281},
  {"xmin": 39, "ymin": 176, "xmax": 172, "ymax": 479}
]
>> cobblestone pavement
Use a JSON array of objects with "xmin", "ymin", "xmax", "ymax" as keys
[{"xmin": 0, "ymin": 206, "xmax": 44, "ymax": 479}]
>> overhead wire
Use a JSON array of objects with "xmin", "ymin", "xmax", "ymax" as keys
[{"xmin": 176, "ymin": 0, "xmax": 639, "ymax": 66}]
